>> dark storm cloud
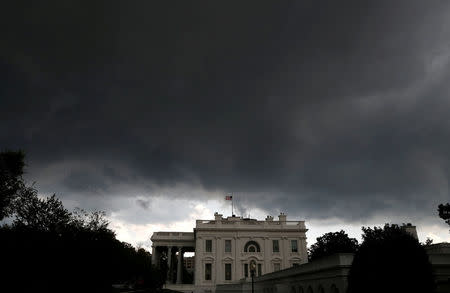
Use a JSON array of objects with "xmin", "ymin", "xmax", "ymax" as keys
[{"xmin": 2, "ymin": 1, "xmax": 450, "ymax": 222}]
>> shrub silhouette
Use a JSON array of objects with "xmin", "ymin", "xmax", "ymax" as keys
[
  {"xmin": 348, "ymin": 224, "xmax": 435, "ymax": 293},
  {"xmin": 0, "ymin": 150, "xmax": 165, "ymax": 293},
  {"xmin": 308, "ymin": 230, "xmax": 358, "ymax": 261}
]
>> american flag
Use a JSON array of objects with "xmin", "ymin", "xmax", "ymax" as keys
[{"xmin": 225, "ymin": 195, "xmax": 233, "ymax": 200}]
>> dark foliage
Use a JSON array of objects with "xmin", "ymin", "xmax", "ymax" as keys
[
  {"xmin": 438, "ymin": 203, "xmax": 450, "ymax": 228},
  {"xmin": 0, "ymin": 150, "xmax": 25, "ymax": 220},
  {"xmin": 1, "ymin": 186, "xmax": 165, "ymax": 293},
  {"xmin": 0, "ymin": 150, "xmax": 165, "ymax": 293},
  {"xmin": 348, "ymin": 224, "xmax": 435, "ymax": 293},
  {"xmin": 12, "ymin": 187, "xmax": 72, "ymax": 231},
  {"xmin": 423, "ymin": 237, "xmax": 434, "ymax": 246},
  {"xmin": 308, "ymin": 230, "xmax": 358, "ymax": 261}
]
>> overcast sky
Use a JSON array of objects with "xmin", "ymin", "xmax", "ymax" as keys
[{"xmin": 2, "ymin": 1, "xmax": 450, "ymax": 249}]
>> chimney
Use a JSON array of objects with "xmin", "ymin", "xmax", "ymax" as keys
[
  {"xmin": 278, "ymin": 212, "xmax": 287, "ymax": 222},
  {"xmin": 214, "ymin": 212, "xmax": 223, "ymax": 221},
  {"xmin": 402, "ymin": 223, "xmax": 418, "ymax": 240}
]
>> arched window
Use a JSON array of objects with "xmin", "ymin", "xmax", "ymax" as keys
[
  {"xmin": 291, "ymin": 286, "xmax": 297, "ymax": 293},
  {"xmin": 298, "ymin": 286, "xmax": 304, "ymax": 293},
  {"xmin": 244, "ymin": 241, "xmax": 261, "ymax": 252},
  {"xmin": 318, "ymin": 285, "xmax": 324, "ymax": 293},
  {"xmin": 307, "ymin": 286, "xmax": 313, "ymax": 293}
]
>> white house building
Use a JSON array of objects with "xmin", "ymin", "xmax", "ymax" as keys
[{"xmin": 151, "ymin": 212, "xmax": 308, "ymax": 293}]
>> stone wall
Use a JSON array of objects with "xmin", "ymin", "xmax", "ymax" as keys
[
  {"xmin": 425, "ymin": 243, "xmax": 450, "ymax": 293},
  {"xmin": 216, "ymin": 243, "xmax": 450, "ymax": 293},
  {"xmin": 216, "ymin": 253, "xmax": 353, "ymax": 293}
]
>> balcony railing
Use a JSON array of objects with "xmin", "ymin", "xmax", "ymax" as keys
[{"xmin": 196, "ymin": 219, "xmax": 306, "ymax": 230}]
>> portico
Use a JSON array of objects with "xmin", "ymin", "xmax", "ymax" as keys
[{"xmin": 150, "ymin": 232, "xmax": 195, "ymax": 284}]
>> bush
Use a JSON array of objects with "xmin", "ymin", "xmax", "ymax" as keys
[
  {"xmin": 348, "ymin": 224, "xmax": 435, "ymax": 293},
  {"xmin": 308, "ymin": 230, "xmax": 358, "ymax": 261}
]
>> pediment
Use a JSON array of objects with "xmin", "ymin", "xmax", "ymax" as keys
[{"xmin": 271, "ymin": 257, "xmax": 282, "ymax": 262}]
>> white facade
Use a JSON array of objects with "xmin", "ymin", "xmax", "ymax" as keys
[
  {"xmin": 216, "ymin": 253, "xmax": 353, "ymax": 293},
  {"xmin": 151, "ymin": 212, "xmax": 308, "ymax": 293},
  {"xmin": 217, "ymin": 244, "xmax": 450, "ymax": 293}
]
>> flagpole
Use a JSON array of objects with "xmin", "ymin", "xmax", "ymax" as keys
[{"xmin": 232, "ymin": 193, "xmax": 234, "ymax": 216}]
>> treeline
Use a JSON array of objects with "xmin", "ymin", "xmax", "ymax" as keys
[
  {"xmin": 0, "ymin": 151, "xmax": 165, "ymax": 293},
  {"xmin": 306, "ymin": 201, "xmax": 450, "ymax": 293},
  {"xmin": 308, "ymin": 225, "xmax": 436, "ymax": 293}
]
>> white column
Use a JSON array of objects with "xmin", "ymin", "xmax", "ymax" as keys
[
  {"xmin": 181, "ymin": 251, "xmax": 184, "ymax": 280},
  {"xmin": 152, "ymin": 245, "xmax": 156, "ymax": 266},
  {"xmin": 233, "ymin": 237, "xmax": 237, "ymax": 281},
  {"xmin": 216, "ymin": 237, "xmax": 221, "ymax": 283},
  {"xmin": 176, "ymin": 246, "xmax": 183, "ymax": 284},
  {"xmin": 264, "ymin": 237, "xmax": 270, "ymax": 274},
  {"xmin": 281, "ymin": 237, "xmax": 287, "ymax": 269},
  {"xmin": 235, "ymin": 237, "xmax": 242, "ymax": 278},
  {"xmin": 194, "ymin": 237, "xmax": 202, "ymax": 286},
  {"xmin": 301, "ymin": 238, "xmax": 308, "ymax": 263},
  {"xmin": 167, "ymin": 246, "xmax": 172, "ymax": 283}
]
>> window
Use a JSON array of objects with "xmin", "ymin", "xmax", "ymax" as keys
[
  {"xmin": 258, "ymin": 263, "xmax": 262, "ymax": 276},
  {"xmin": 205, "ymin": 263, "xmax": 212, "ymax": 280},
  {"xmin": 244, "ymin": 264, "xmax": 249, "ymax": 278},
  {"xmin": 225, "ymin": 240, "xmax": 231, "ymax": 253},
  {"xmin": 291, "ymin": 240, "xmax": 298, "ymax": 252},
  {"xmin": 244, "ymin": 241, "xmax": 260, "ymax": 252},
  {"xmin": 273, "ymin": 263, "xmax": 281, "ymax": 271},
  {"xmin": 225, "ymin": 263, "xmax": 232, "ymax": 280},
  {"xmin": 273, "ymin": 240, "xmax": 279, "ymax": 252},
  {"xmin": 206, "ymin": 239, "xmax": 212, "ymax": 252}
]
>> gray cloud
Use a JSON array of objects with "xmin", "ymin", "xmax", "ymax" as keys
[
  {"xmin": 136, "ymin": 199, "xmax": 150, "ymax": 210},
  {"xmin": 2, "ymin": 1, "xmax": 450, "ymax": 227}
]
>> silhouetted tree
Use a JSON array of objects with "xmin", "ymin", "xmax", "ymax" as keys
[
  {"xmin": 0, "ymin": 150, "xmax": 25, "ymax": 219},
  {"xmin": 0, "ymin": 150, "xmax": 165, "ymax": 292},
  {"xmin": 1, "ymin": 189, "xmax": 117, "ymax": 292},
  {"xmin": 12, "ymin": 187, "xmax": 72, "ymax": 231},
  {"xmin": 438, "ymin": 203, "xmax": 450, "ymax": 229},
  {"xmin": 348, "ymin": 224, "xmax": 435, "ymax": 293},
  {"xmin": 308, "ymin": 230, "xmax": 358, "ymax": 261},
  {"xmin": 71, "ymin": 207, "xmax": 111, "ymax": 233},
  {"xmin": 423, "ymin": 237, "xmax": 434, "ymax": 246}
]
